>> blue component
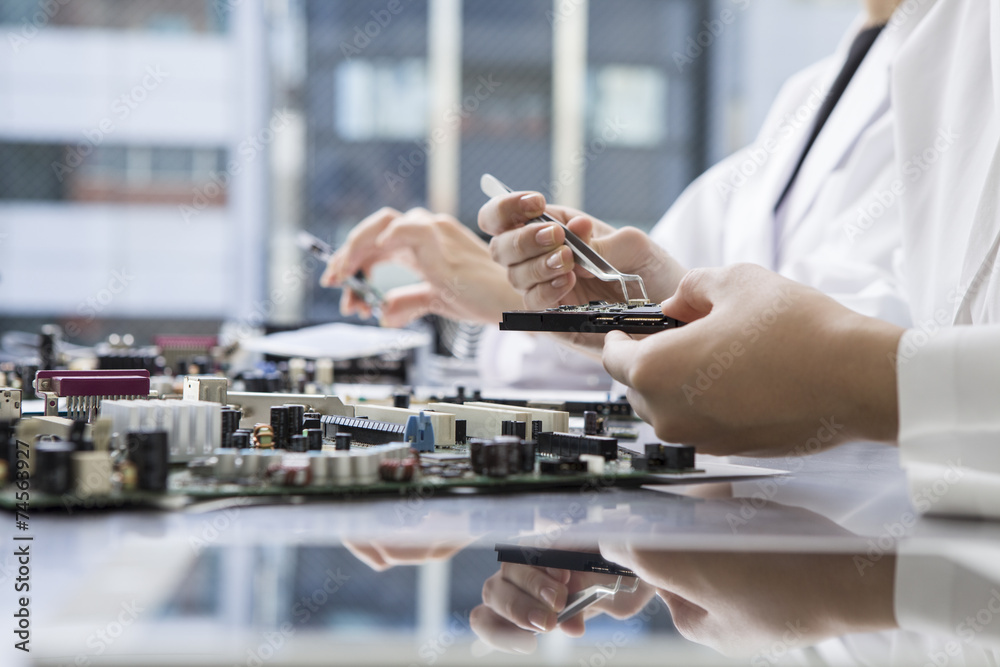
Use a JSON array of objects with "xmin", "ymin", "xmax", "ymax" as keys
[{"xmin": 404, "ymin": 412, "xmax": 435, "ymax": 452}]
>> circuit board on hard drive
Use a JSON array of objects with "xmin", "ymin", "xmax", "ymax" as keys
[{"xmin": 500, "ymin": 302, "xmax": 685, "ymax": 335}]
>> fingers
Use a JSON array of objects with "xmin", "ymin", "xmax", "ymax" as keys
[
  {"xmin": 478, "ymin": 192, "xmax": 547, "ymax": 236},
  {"xmin": 505, "ymin": 245, "xmax": 573, "ymax": 294},
  {"xmin": 522, "ymin": 271, "xmax": 577, "ymax": 310},
  {"xmin": 660, "ymin": 267, "xmax": 727, "ymax": 323},
  {"xmin": 469, "ymin": 605, "xmax": 537, "ymax": 654},
  {"xmin": 379, "ymin": 283, "xmax": 436, "ymax": 328},
  {"xmin": 602, "ymin": 331, "xmax": 640, "ymax": 385},
  {"xmin": 320, "ymin": 207, "xmax": 400, "ymax": 287},
  {"xmin": 489, "ymin": 220, "xmax": 568, "ymax": 269},
  {"xmin": 481, "ymin": 565, "xmax": 568, "ymax": 634}
]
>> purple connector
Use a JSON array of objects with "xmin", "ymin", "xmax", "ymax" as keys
[{"xmin": 35, "ymin": 370, "xmax": 151, "ymax": 397}]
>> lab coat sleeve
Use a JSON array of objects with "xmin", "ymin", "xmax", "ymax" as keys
[{"xmin": 896, "ymin": 325, "xmax": 1000, "ymax": 518}]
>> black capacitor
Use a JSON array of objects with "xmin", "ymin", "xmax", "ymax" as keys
[
  {"xmin": 583, "ymin": 411, "xmax": 599, "ymax": 435},
  {"xmin": 531, "ymin": 420, "xmax": 543, "ymax": 441},
  {"xmin": 289, "ymin": 434, "xmax": 307, "ymax": 453},
  {"xmin": 454, "ymin": 419, "xmax": 467, "ymax": 444},
  {"xmin": 220, "ymin": 408, "xmax": 242, "ymax": 448},
  {"xmin": 284, "ymin": 404, "xmax": 305, "ymax": 436},
  {"xmin": 232, "ymin": 431, "xmax": 251, "ymax": 450},
  {"xmin": 393, "ymin": 393, "xmax": 410, "ymax": 409},
  {"xmin": 34, "ymin": 440, "xmax": 74, "ymax": 495},
  {"xmin": 501, "ymin": 420, "xmax": 513, "ymax": 436},
  {"xmin": 472, "ymin": 389, "xmax": 482, "ymax": 401},
  {"xmin": 126, "ymin": 431, "xmax": 169, "ymax": 492},
  {"xmin": 469, "ymin": 438, "xmax": 487, "ymax": 474},
  {"xmin": 39, "ymin": 325, "xmax": 58, "ymax": 371},
  {"xmin": 335, "ymin": 432, "xmax": 352, "ymax": 451},
  {"xmin": 513, "ymin": 421, "xmax": 527, "ymax": 440},
  {"xmin": 0, "ymin": 421, "xmax": 14, "ymax": 483},
  {"xmin": 270, "ymin": 406, "xmax": 291, "ymax": 449},
  {"xmin": 519, "ymin": 440, "xmax": 536, "ymax": 474},
  {"xmin": 305, "ymin": 428, "xmax": 323, "ymax": 451},
  {"xmin": 455, "ymin": 386, "xmax": 466, "ymax": 402},
  {"xmin": 302, "ymin": 417, "xmax": 322, "ymax": 431}
]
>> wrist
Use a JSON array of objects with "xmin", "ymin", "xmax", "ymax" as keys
[{"xmin": 829, "ymin": 313, "xmax": 905, "ymax": 442}]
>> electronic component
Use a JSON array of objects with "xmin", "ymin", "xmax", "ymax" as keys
[
  {"xmin": 469, "ymin": 436, "xmax": 535, "ymax": 477},
  {"xmin": 539, "ymin": 457, "xmax": 588, "ymax": 475},
  {"xmin": 289, "ymin": 434, "xmax": 307, "ymax": 453},
  {"xmin": 125, "ymin": 431, "xmax": 169, "ymax": 492},
  {"xmin": 101, "ymin": 399, "xmax": 220, "ymax": 462},
  {"xmin": 583, "ymin": 411, "xmax": 600, "ymax": 435},
  {"xmin": 403, "ymin": 412, "xmax": 436, "ymax": 452},
  {"xmin": 182, "ymin": 376, "xmax": 228, "ymax": 404},
  {"xmin": 495, "ymin": 543, "xmax": 637, "ymax": 578},
  {"xmin": 631, "ymin": 443, "xmax": 696, "ymax": 471},
  {"xmin": 34, "ymin": 438, "xmax": 74, "ymax": 495},
  {"xmin": 220, "ymin": 408, "xmax": 241, "ymax": 448},
  {"xmin": 321, "ymin": 415, "xmax": 405, "ymax": 445},
  {"xmin": 71, "ymin": 451, "xmax": 113, "ymax": 498},
  {"xmin": 334, "ymin": 432, "xmax": 352, "ymax": 450},
  {"xmin": 35, "ymin": 369, "xmax": 151, "ymax": 422},
  {"xmin": 425, "ymin": 402, "xmax": 532, "ymax": 440},
  {"xmin": 501, "ymin": 302, "xmax": 685, "ymax": 336},
  {"xmin": 253, "ymin": 424, "xmax": 275, "ymax": 448},
  {"xmin": 270, "ymin": 406, "xmax": 291, "ymax": 449},
  {"xmin": 213, "ymin": 449, "xmax": 239, "ymax": 482},
  {"xmin": 305, "ymin": 429, "xmax": 323, "ymax": 451},
  {"xmin": 464, "ymin": 401, "xmax": 570, "ymax": 434},
  {"xmin": 225, "ymin": 392, "xmax": 352, "ymax": 430},
  {"xmin": 284, "ymin": 404, "xmax": 305, "ymax": 437},
  {"xmin": 393, "ymin": 392, "xmax": 410, "ymax": 409},
  {"xmin": 354, "ymin": 404, "xmax": 456, "ymax": 446},
  {"xmin": 1, "ymin": 389, "xmax": 22, "ymax": 422},
  {"xmin": 536, "ymin": 431, "xmax": 618, "ymax": 461}
]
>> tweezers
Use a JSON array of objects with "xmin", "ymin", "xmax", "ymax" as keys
[
  {"xmin": 555, "ymin": 575, "xmax": 641, "ymax": 626},
  {"xmin": 480, "ymin": 173, "xmax": 649, "ymax": 304},
  {"xmin": 297, "ymin": 231, "xmax": 386, "ymax": 317}
]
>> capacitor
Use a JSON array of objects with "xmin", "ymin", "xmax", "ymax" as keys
[
  {"xmin": 240, "ymin": 449, "xmax": 262, "ymax": 479},
  {"xmin": 519, "ymin": 440, "xmax": 536, "ymax": 474},
  {"xmin": 302, "ymin": 413, "xmax": 322, "ymax": 431},
  {"xmin": 455, "ymin": 420, "xmax": 467, "ymax": 445},
  {"xmin": 214, "ymin": 448, "xmax": 239, "ymax": 482},
  {"xmin": 315, "ymin": 358, "xmax": 335, "ymax": 386},
  {"xmin": 1, "ymin": 421, "xmax": 16, "ymax": 484},
  {"xmin": 335, "ymin": 432, "xmax": 352, "ymax": 451},
  {"xmin": 270, "ymin": 406, "xmax": 290, "ymax": 449},
  {"xmin": 456, "ymin": 386, "xmax": 466, "ymax": 402},
  {"xmin": 309, "ymin": 452, "xmax": 328, "ymax": 486},
  {"xmin": 232, "ymin": 430, "xmax": 251, "ymax": 450},
  {"xmin": 393, "ymin": 392, "xmax": 411, "ymax": 409},
  {"xmin": 469, "ymin": 438, "xmax": 487, "ymax": 474},
  {"xmin": 351, "ymin": 450, "xmax": 379, "ymax": 485},
  {"xmin": 289, "ymin": 434, "xmax": 307, "ymax": 453},
  {"xmin": 483, "ymin": 439, "xmax": 512, "ymax": 478},
  {"xmin": 34, "ymin": 440, "xmax": 74, "ymax": 495},
  {"xmin": 305, "ymin": 428, "xmax": 323, "ymax": 451},
  {"xmin": 329, "ymin": 452, "xmax": 352, "ymax": 485},
  {"xmin": 126, "ymin": 431, "xmax": 169, "ymax": 492},
  {"xmin": 531, "ymin": 420, "xmax": 543, "ymax": 441},
  {"xmin": 513, "ymin": 421, "xmax": 527, "ymax": 440},
  {"xmin": 284, "ymin": 404, "xmax": 305, "ymax": 437},
  {"xmin": 583, "ymin": 411, "xmax": 599, "ymax": 436},
  {"xmin": 501, "ymin": 420, "xmax": 513, "ymax": 436},
  {"xmin": 220, "ymin": 408, "xmax": 242, "ymax": 448}
]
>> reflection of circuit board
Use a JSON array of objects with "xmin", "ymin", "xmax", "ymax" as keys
[{"xmin": 501, "ymin": 302, "xmax": 685, "ymax": 335}]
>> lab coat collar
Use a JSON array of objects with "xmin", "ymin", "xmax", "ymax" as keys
[{"xmin": 778, "ymin": 19, "xmax": 908, "ymax": 243}]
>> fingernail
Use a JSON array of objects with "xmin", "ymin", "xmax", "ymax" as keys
[
  {"xmin": 546, "ymin": 250, "xmax": 564, "ymax": 270},
  {"xmin": 540, "ymin": 587, "xmax": 557, "ymax": 608},
  {"xmin": 536, "ymin": 225, "xmax": 556, "ymax": 246},
  {"xmin": 551, "ymin": 276, "xmax": 569, "ymax": 289},
  {"xmin": 521, "ymin": 193, "xmax": 544, "ymax": 215},
  {"xmin": 528, "ymin": 610, "xmax": 550, "ymax": 632}
]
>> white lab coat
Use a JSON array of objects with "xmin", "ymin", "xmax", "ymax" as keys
[{"xmin": 480, "ymin": 11, "xmax": 920, "ymax": 388}]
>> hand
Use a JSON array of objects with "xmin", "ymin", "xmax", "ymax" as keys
[
  {"xmin": 470, "ymin": 563, "xmax": 654, "ymax": 654},
  {"xmin": 320, "ymin": 207, "xmax": 524, "ymax": 327},
  {"xmin": 598, "ymin": 542, "xmax": 898, "ymax": 658},
  {"xmin": 602, "ymin": 264, "xmax": 905, "ymax": 456},
  {"xmin": 478, "ymin": 192, "xmax": 686, "ymax": 309}
]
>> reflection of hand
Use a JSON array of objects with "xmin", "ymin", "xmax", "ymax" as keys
[
  {"xmin": 603, "ymin": 264, "xmax": 904, "ymax": 456},
  {"xmin": 599, "ymin": 542, "xmax": 898, "ymax": 657},
  {"xmin": 342, "ymin": 538, "xmax": 470, "ymax": 572},
  {"xmin": 320, "ymin": 207, "xmax": 524, "ymax": 327},
  {"xmin": 470, "ymin": 563, "xmax": 654, "ymax": 654},
  {"xmin": 478, "ymin": 192, "xmax": 686, "ymax": 309}
]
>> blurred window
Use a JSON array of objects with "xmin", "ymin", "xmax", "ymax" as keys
[{"xmin": 0, "ymin": 0, "xmax": 230, "ymax": 34}]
